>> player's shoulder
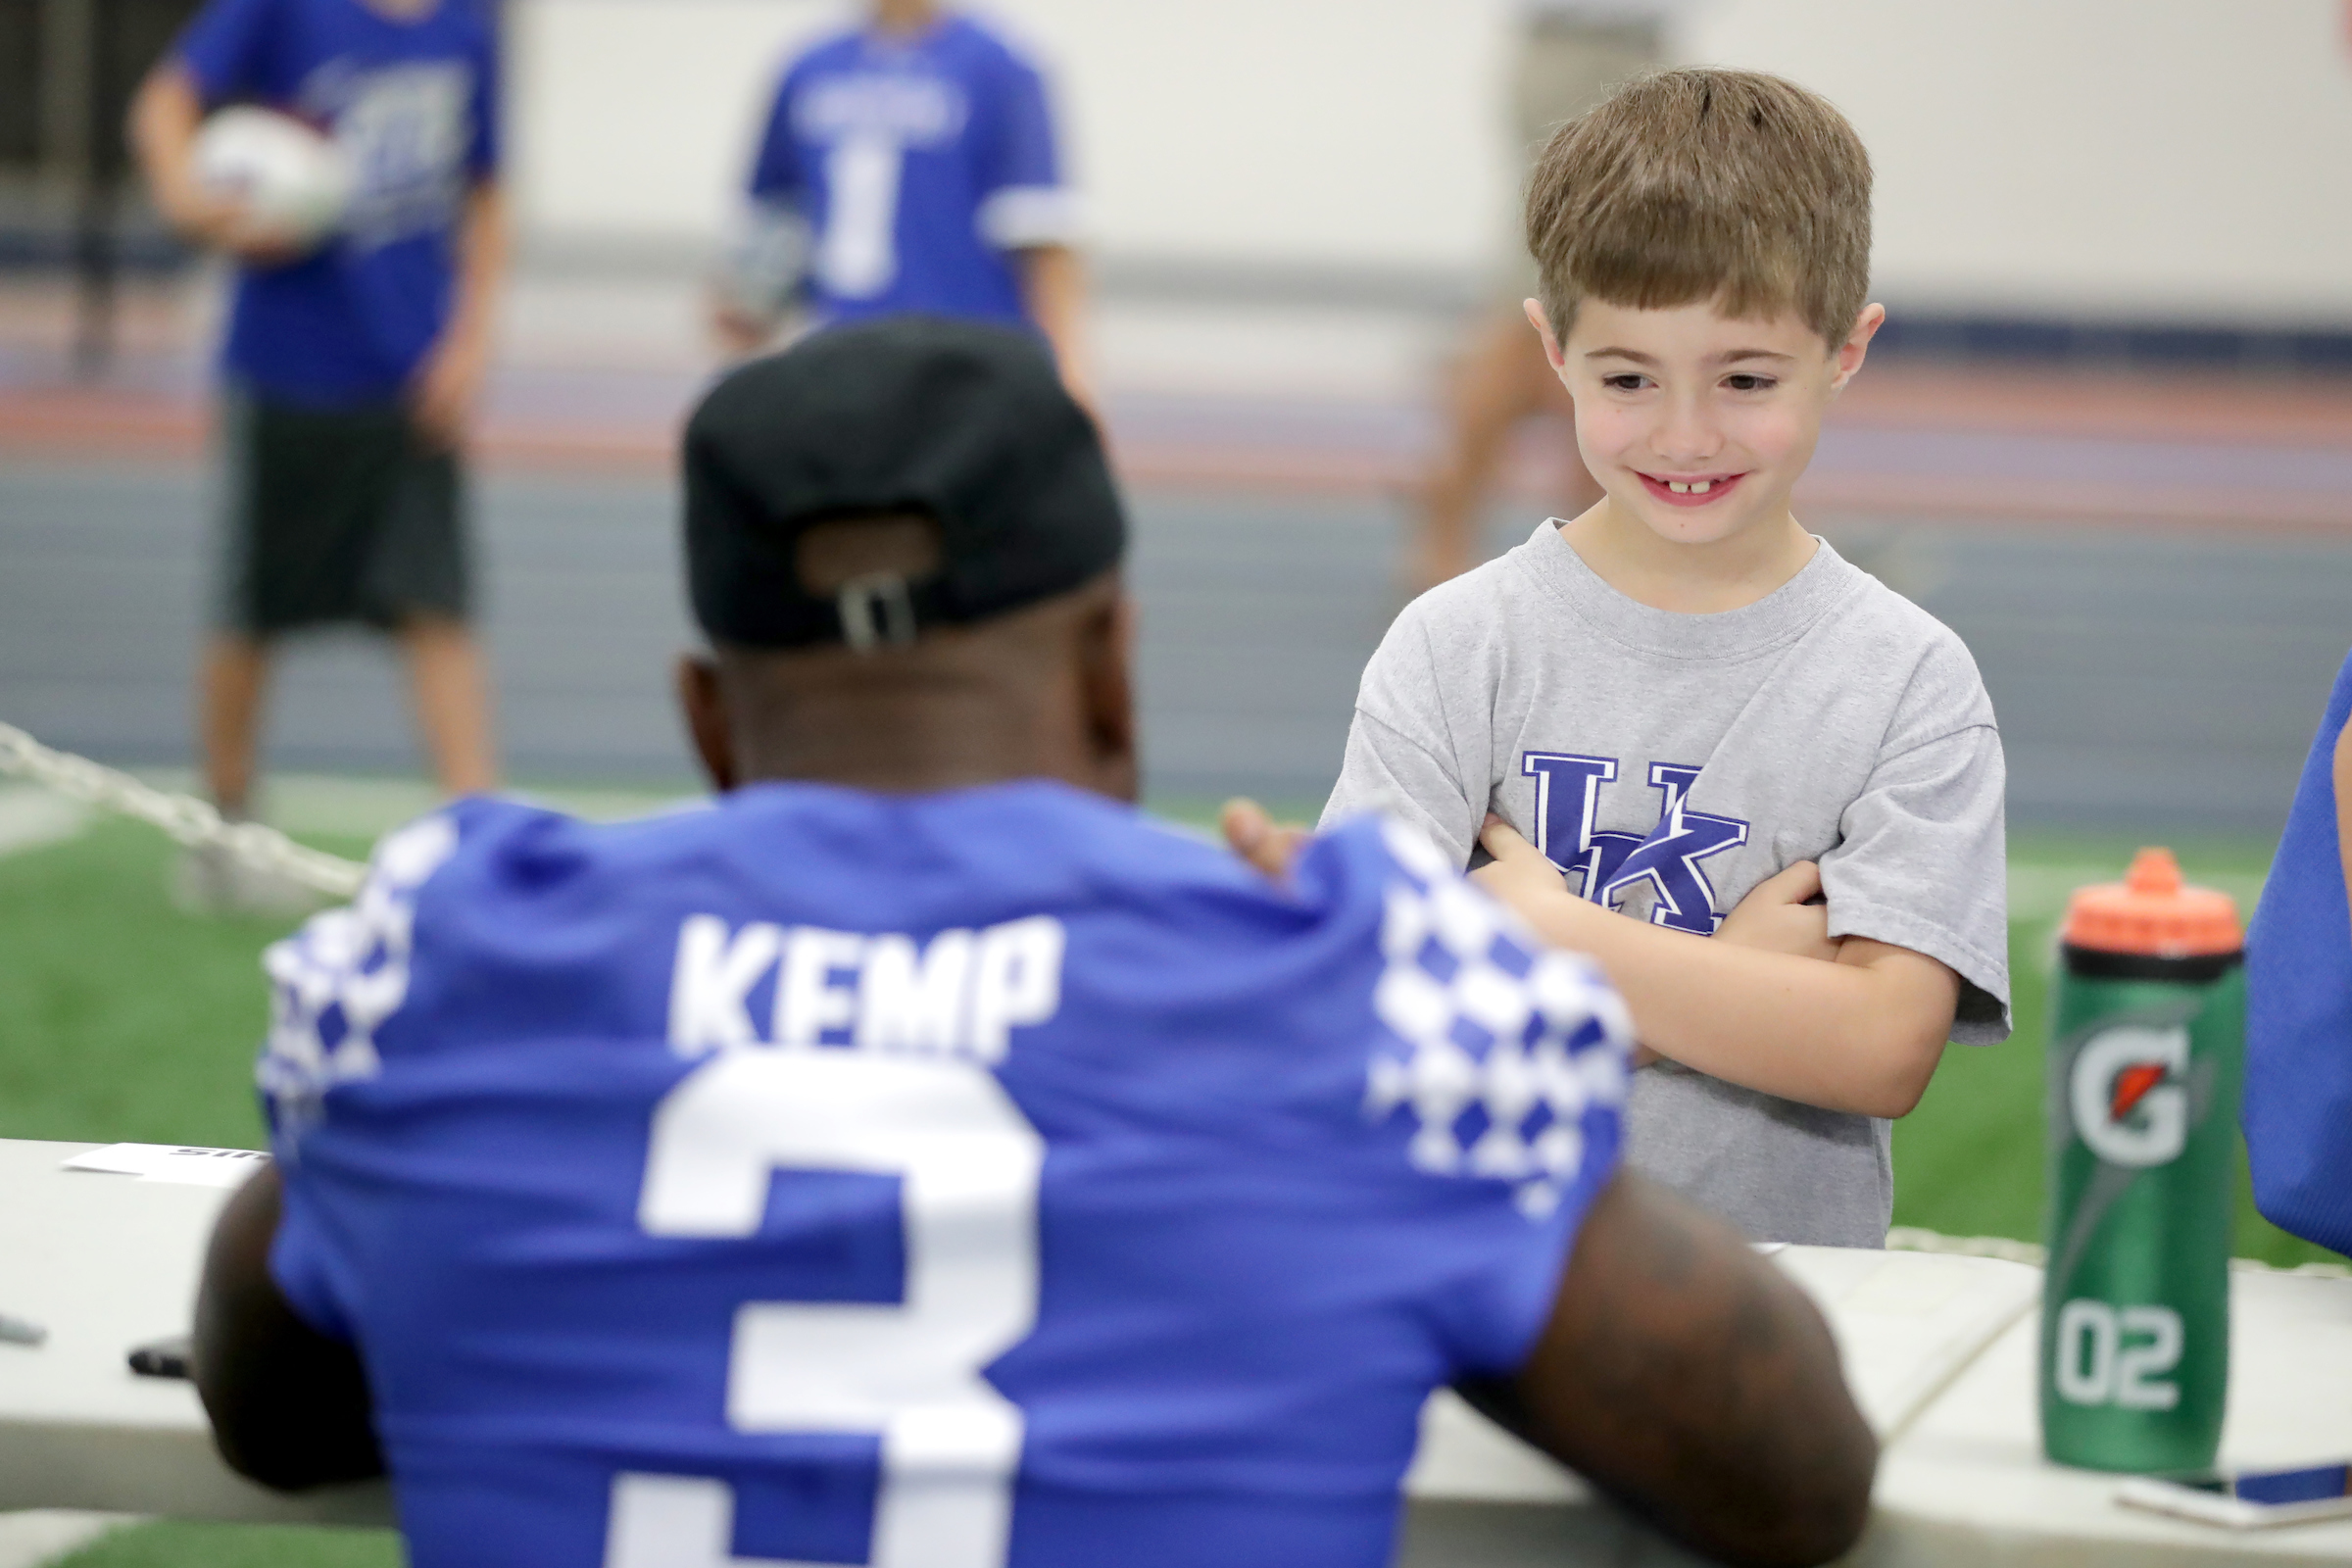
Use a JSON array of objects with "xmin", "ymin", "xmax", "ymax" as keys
[
  {"xmin": 179, "ymin": 0, "xmax": 285, "ymax": 51},
  {"xmin": 936, "ymin": 11, "xmax": 1049, "ymax": 73},
  {"xmin": 265, "ymin": 794, "xmax": 666, "ymax": 996},
  {"xmin": 432, "ymin": 0, "xmax": 498, "ymax": 38},
  {"xmin": 784, "ymin": 27, "xmax": 868, "ymax": 78}
]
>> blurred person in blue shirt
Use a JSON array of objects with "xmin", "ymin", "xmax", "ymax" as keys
[
  {"xmin": 130, "ymin": 0, "xmax": 504, "ymax": 908},
  {"xmin": 188, "ymin": 318, "xmax": 1872, "ymax": 1568},
  {"xmin": 711, "ymin": 0, "xmax": 1090, "ymax": 401},
  {"xmin": 2245, "ymin": 646, "xmax": 2352, "ymax": 1255}
]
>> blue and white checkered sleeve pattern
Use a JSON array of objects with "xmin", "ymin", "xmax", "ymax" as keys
[
  {"xmin": 1363, "ymin": 817, "xmax": 1632, "ymax": 1220},
  {"xmin": 257, "ymin": 811, "xmax": 460, "ymax": 1152},
  {"xmin": 255, "ymin": 809, "xmax": 465, "ymax": 1345}
]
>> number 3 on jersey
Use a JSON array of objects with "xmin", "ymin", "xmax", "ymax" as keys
[{"xmin": 606, "ymin": 1051, "xmax": 1046, "ymax": 1568}]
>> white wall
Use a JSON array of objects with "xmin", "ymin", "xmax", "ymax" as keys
[
  {"xmin": 509, "ymin": 0, "xmax": 2352, "ymax": 326},
  {"xmin": 1685, "ymin": 0, "xmax": 2352, "ymax": 325}
]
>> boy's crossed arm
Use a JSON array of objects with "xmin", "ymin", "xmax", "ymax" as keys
[
  {"xmin": 1224, "ymin": 801, "xmax": 1960, "ymax": 1119},
  {"xmin": 1476, "ymin": 819, "xmax": 1958, "ymax": 1119}
]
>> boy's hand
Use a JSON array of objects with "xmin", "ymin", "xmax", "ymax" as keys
[
  {"xmin": 711, "ymin": 299, "xmax": 778, "ymax": 360},
  {"xmin": 1220, "ymin": 798, "xmax": 1309, "ymax": 881},
  {"xmin": 1717, "ymin": 861, "xmax": 1844, "ymax": 963},
  {"xmin": 411, "ymin": 326, "xmax": 490, "ymax": 452},
  {"xmin": 1476, "ymin": 815, "xmax": 1670, "ymax": 1068},
  {"xmin": 1471, "ymin": 815, "xmax": 1569, "ymax": 905},
  {"xmin": 163, "ymin": 187, "xmax": 309, "ymax": 266}
]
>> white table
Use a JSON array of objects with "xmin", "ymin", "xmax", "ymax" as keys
[
  {"xmin": 5, "ymin": 1138, "xmax": 2349, "ymax": 1564},
  {"xmin": 0, "ymin": 1141, "xmax": 386, "ymax": 1526}
]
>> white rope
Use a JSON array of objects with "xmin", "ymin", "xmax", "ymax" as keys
[{"xmin": 0, "ymin": 721, "xmax": 366, "ymax": 899}]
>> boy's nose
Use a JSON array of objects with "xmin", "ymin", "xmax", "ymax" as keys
[{"xmin": 1649, "ymin": 397, "xmax": 1724, "ymax": 466}]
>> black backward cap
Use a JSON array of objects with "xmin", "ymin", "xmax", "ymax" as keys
[{"xmin": 685, "ymin": 315, "xmax": 1126, "ymax": 650}]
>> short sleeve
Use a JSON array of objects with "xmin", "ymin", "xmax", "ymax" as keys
[
  {"xmin": 748, "ymin": 67, "xmax": 805, "ymax": 202},
  {"xmin": 256, "ymin": 811, "xmax": 464, "ymax": 1341},
  {"xmin": 175, "ymin": 0, "xmax": 278, "ymax": 104},
  {"xmin": 1335, "ymin": 817, "xmax": 1632, "ymax": 1371},
  {"xmin": 1322, "ymin": 612, "xmax": 1484, "ymax": 868},
  {"xmin": 2245, "ymin": 647, "xmax": 2352, "ymax": 1253},
  {"xmin": 1818, "ymin": 724, "xmax": 2011, "ymax": 1042},
  {"xmin": 466, "ymin": 17, "xmax": 502, "ymax": 179},
  {"xmin": 972, "ymin": 55, "xmax": 1079, "ymax": 250}
]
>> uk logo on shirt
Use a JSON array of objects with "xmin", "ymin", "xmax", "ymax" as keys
[{"xmin": 1520, "ymin": 753, "xmax": 1750, "ymax": 935}]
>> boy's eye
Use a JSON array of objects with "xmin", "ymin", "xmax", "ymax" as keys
[
  {"xmin": 1600, "ymin": 373, "xmax": 1649, "ymax": 393},
  {"xmin": 1724, "ymin": 374, "xmax": 1778, "ymax": 392}
]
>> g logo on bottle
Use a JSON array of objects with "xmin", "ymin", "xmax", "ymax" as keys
[{"xmin": 2069, "ymin": 1024, "xmax": 2189, "ymax": 1168}]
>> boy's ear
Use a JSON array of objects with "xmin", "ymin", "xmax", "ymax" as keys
[
  {"xmin": 1829, "ymin": 304, "xmax": 1886, "ymax": 394},
  {"xmin": 1524, "ymin": 299, "xmax": 1570, "ymax": 373}
]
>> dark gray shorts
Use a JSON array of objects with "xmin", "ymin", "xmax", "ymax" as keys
[{"xmin": 216, "ymin": 389, "xmax": 473, "ymax": 637}]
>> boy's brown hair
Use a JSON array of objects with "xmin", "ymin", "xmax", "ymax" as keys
[{"xmin": 1525, "ymin": 68, "xmax": 1872, "ymax": 348}]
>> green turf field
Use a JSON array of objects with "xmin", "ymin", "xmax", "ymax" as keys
[{"xmin": 2, "ymin": 807, "xmax": 2339, "ymax": 1568}]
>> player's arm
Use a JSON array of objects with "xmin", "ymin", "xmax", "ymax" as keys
[
  {"xmin": 1478, "ymin": 820, "xmax": 1958, "ymax": 1118},
  {"xmin": 126, "ymin": 62, "xmax": 300, "ymax": 263},
  {"xmin": 712, "ymin": 197, "xmax": 808, "ymax": 357},
  {"xmin": 1015, "ymin": 245, "xmax": 1092, "ymax": 410},
  {"xmin": 191, "ymin": 1164, "xmax": 382, "ymax": 1491},
  {"xmin": 714, "ymin": 72, "xmax": 808, "ymax": 358},
  {"xmin": 413, "ymin": 181, "xmax": 509, "ymax": 450},
  {"xmin": 1471, "ymin": 1171, "xmax": 1876, "ymax": 1567}
]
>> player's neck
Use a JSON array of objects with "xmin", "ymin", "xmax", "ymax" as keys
[
  {"xmin": 1560, "ymin": 498, "xmax": 1818, "ymax": 616},
  {"xmin": 870, "ymin": 0, "xmax": 944, "ymax": 39},
  {"xmin": 731, "ymin": 686, "xmax": 1131, "ymax": 802}
]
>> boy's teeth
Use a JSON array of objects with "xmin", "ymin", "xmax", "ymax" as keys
[{"xmin": 1666, "ymin": 479, "xmax": 1715, "ymax": 495}]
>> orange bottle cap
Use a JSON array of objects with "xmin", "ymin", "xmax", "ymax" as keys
[{"xmin": 2063, "ymin": 847, "xmax": 2241, "ymax": 957}]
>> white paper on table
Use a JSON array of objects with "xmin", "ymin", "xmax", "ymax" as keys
[
  {"xmin": 62, "ymin": 1143, "xmax": 270, "ymax": 1190},
  {"xmin": 1775, "ymin": 1248, "xmax": 2041, "ymax": 1440}
]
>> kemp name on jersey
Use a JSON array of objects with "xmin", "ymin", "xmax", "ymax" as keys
[
  {"xmin": 666, "ymin": 911, "xmax": 1062, "ymax": 1063},
  {"xmin": 256, "ymin": 784, "xmax": 1628, "ymax": 1568}
]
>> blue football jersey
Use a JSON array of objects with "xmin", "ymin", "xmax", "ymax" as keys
[
  {"xmin": 175, "ymin": 0, "xmax": 501, "ymax": 405},
  {"xmin": 259, "ymin": 781, "xmax": 1630, "ymax": 1568},
  {"xmin": 745, "ymin": 16, "xmax": 1074, "ymax": 330}
]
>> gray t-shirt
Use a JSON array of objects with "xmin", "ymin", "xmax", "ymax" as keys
[{"xmin": 1322, "ymin": 522, "xmax": 2011, "ymax": 1247}]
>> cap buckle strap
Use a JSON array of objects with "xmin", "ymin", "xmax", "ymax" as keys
[{"xmin": 837, "ymin": 571, "xmax": 918, "ymax": 654}]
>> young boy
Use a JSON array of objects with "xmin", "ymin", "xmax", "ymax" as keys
[
  {"xmin": 130, "ymin": 0, "xmax": 505, "ymax": 909},
  {"xmin": 711, "ymin": 0, "xmax": 1089, "ymax": 401},
  {"xmin": 1321, "ymin": 69, "xmax": 2010, "ymax": 1248}
]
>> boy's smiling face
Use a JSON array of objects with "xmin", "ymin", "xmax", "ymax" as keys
[{"xmin": 1533, "ymin": 297, "xmax": 1883, "ymax": 552}]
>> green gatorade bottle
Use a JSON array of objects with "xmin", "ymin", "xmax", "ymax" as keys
[{"xmin": 2040, "ymin": 848, "xmax": 2245, "ymax": 1472}]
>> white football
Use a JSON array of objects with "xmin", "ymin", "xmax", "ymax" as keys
[{"xmin": 192, "ymin": 106, "xmax": 354, "ymax": 247}]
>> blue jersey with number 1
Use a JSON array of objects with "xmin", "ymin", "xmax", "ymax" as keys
[
  {"xmin": 259, "ymin": 781, "xmax": 1628, "ymax": 1568},
  {"xmin": 749, "ymin": 16, "xmax": 1073, "ymax": 329}
]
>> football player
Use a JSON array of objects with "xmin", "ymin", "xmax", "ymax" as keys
[
  {"xmin": 712, "ymin": 0, "xmax": 1087, "ymax": 404},
  {"xmin": 193, "ymin": 318, "xmax": 1872, "ymax": 1568}
]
